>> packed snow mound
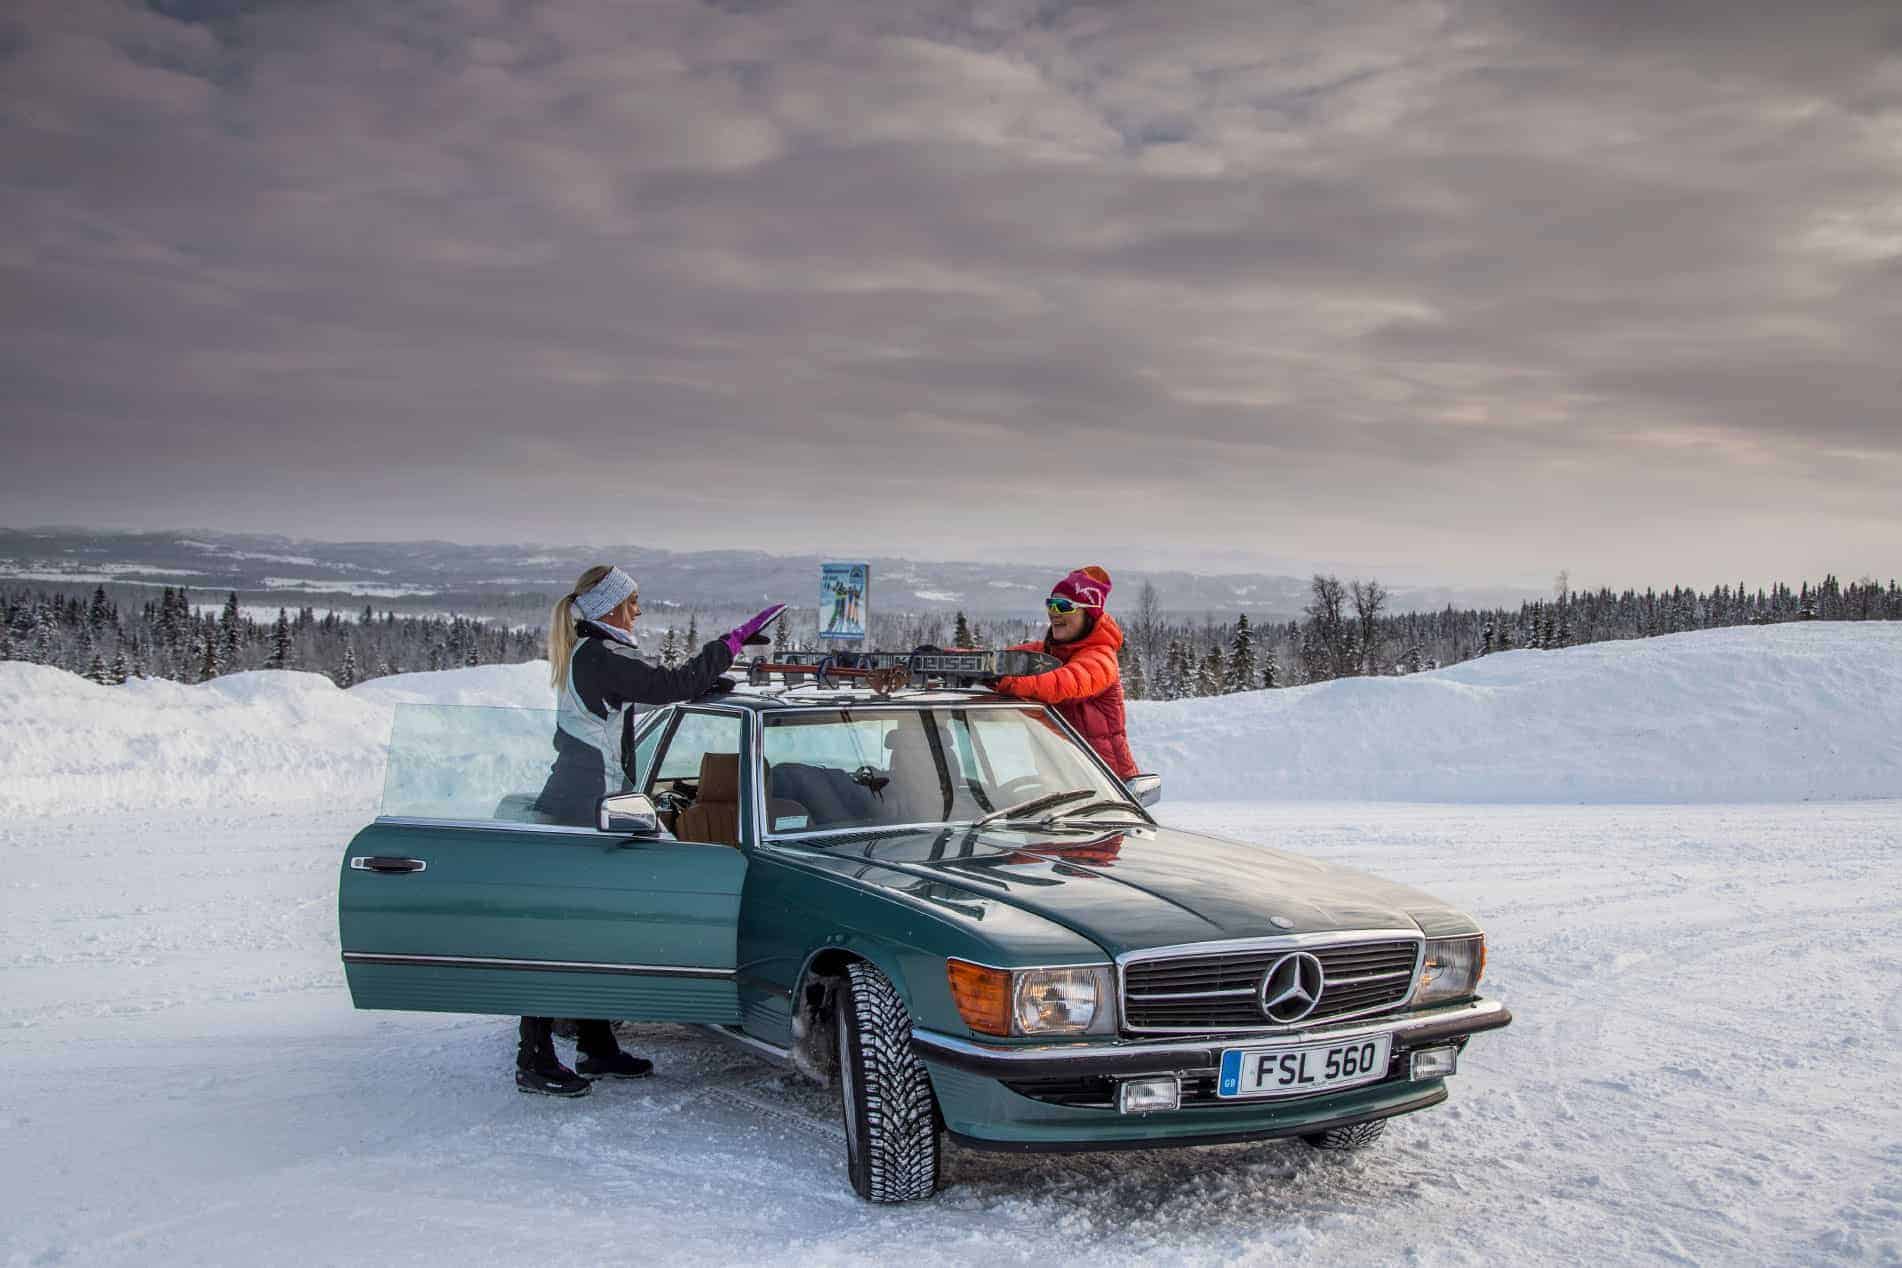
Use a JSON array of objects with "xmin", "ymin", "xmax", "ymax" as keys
[
  {"xmin": 1, "ymin": 623, "xmax": 1897, "ymax": 815},
  {"xmin": 1129, "ymin": 623, "xmax": 1902, "ymax": 803},
  {"xmin": 0, "ymin": 661, "xmax": 552, "ymax": 817}
]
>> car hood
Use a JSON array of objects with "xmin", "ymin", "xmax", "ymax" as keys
[{"xmin": 783, "ymin": 822, "xmax": 1478, "ymax": 959}]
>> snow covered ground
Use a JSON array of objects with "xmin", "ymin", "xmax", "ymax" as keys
[{"xmin": 2, "ymin": 625, "xmax": 1899, "ymax": 1264}]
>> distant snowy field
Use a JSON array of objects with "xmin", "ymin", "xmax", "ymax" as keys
[{"xmin": 2, "ymin": 625, "xmax": 1899, "ymax": 1264}]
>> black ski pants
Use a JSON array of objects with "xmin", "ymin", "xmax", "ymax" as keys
[{"xmin": 517, "ymin": 1016, "xmax": 617, "ymax": 1069}]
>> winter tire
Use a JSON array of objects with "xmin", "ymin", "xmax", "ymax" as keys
[
  {"xmin": 1301, "ymin": 1118, "xmax": 1387, "ymax": 1151},
  {"xmin": 835, "ymin": 961, "xmax": 942, "ymax": 1203}
]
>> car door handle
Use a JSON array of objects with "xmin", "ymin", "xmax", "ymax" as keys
[{"xmin": 351, "ymin": 856, "xmax": 428, "ymax": 874}]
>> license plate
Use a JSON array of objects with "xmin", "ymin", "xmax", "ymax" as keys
[{"xmin": 1217, "ymin": 1034, "xmax": 1393, "ymax": 1099}]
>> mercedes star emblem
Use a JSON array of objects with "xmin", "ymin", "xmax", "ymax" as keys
[{"xmin": 1259, "ymin": 951, "xmax": 1326, "ymax": 1023}]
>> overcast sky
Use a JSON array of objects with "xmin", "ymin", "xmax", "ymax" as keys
[{"xmin": 3, "ymin": 0, "xmax": 1898, "ymax": 588}]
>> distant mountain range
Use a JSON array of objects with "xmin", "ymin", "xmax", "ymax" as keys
[{"xmin": 0, "ymin": 528, "xmax": 1543, "ymax": 621}]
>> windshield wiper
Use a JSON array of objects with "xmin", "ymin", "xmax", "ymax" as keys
[
  {"xmin": 1042, "ymin": 798, "xmax": 1147, "ymax": 823},
  {"xmin": 973, "ymin": 789, "xmax": 1093, "ymax": 828}
]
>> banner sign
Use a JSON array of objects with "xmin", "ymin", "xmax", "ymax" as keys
[{"xmin": 819, "ymin": 562, "xmax": 869, "ymax": 642}]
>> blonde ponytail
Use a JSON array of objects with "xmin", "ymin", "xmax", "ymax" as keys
[{"xmin": 548, "ymin": 564, "xmax": 615, "ymax": 687}]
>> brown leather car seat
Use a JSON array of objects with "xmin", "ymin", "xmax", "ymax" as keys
[
  {"xmin": 675, "ymin": 752, "xmax": 743, "ymax": 847},
  {"xmin": 675, "ymin": 753, "xmax": 808, "ymax": 847}
]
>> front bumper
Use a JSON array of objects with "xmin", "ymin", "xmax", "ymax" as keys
[
  {"xmin": 913, "ymin": 998, "xmax": 1510, "ymax": 1151},
  {"xmin": 913, "ymin": 997, "xmax": 1511, "ymax": 1079}
]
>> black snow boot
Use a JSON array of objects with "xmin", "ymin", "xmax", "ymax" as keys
[
  {"xmin": 575, "ymin": 1019, "xmax": 655, "ymax": 1081},
  {"xmin": 516, "ymin": 1016, "xmax": 590, "ymax": 1098}
]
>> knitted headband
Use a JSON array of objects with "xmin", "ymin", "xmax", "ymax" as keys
[{"xmin": 574, "ymin": 567, "xmax": 638, "ymax": 620}]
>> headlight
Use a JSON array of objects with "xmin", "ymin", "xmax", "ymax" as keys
[
  {"xmin": 947, "ymin": 961, "xmax": 1115, "ymax": 1036},
  {"xmin": 1013, "ymin": 968, "xmax": 1098, "ymax": 1035},
  {"xmin": 1412, "ymin": 936, "xmax": 1485, "ymax": 1006}
]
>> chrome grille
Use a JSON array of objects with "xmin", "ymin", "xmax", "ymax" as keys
[{"xmin": 1121, "ymin": 937, "xmax": 1421, "ymax": 1034}]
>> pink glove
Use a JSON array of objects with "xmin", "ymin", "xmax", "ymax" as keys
[{"xmin": 722, "ymin": 603, "xmax": 786, "ymax": 655}]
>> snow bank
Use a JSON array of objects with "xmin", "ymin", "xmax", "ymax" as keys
[
  {"xmin": 0, "ymin": 662, "xmax": 552, "ymax": 817},
  {"xmin": 1, "ymin": 623, "xmax": 1898, "ymax": 815},
  {"xmin": 1129, "ymin": 623, "xmax": 1902, "ymax": 803}
]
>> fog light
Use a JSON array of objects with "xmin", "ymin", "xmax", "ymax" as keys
[
  {"xmin": 1410, "ymin": 1046, "xmax": 1459, "ymax": 1080},
  {"xmin": 1117, "ymin": 1076, "xmax": 1180, "ymax": 1114}
]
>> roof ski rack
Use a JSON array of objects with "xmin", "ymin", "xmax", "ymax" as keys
[{"xmin": 740, "ymin": 647, "xmax": 1058, "ymax": 693}]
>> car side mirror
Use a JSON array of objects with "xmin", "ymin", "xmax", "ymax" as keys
[
  {"xmin": 1123, "ymin": 773, "xmax": 1162, "ymax": 807},
  {"xmin": 598, "ymin": 792, "xmax": 663, "ymax": 836}
]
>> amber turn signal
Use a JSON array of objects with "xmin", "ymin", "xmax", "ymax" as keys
[{"xmin": 946, "ymin": 959, "xmax": 1013, "ymax": 1036}]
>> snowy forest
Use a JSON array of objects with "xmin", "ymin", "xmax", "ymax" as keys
[
  {"xmin": 1095, "ymin": 573, "xmax": 1902, "ymax": 700},
  {"xmin": 3, "ymin": 573, "xmax": 1898, "ymax": 697}
]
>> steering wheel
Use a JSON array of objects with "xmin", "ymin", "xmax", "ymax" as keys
[
  {"xmin": 653, "ymin": 785, "xmax": 694, "ymax": 815},
  {"xmin": 995, "ymin": 775, "xmax": 1045, "ymax": 802}
]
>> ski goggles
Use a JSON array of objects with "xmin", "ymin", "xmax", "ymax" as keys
[{"xmin": 1045, "ymin": 595, "xmax": 1089, "ymax": 615}]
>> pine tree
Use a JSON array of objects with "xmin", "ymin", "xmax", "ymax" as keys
[
  {"xmin": 219, "ymin": 592, "xmax": 242, "ymax": 669},
  {"xmin": 773, "ymin": 609, "xmax": 792, "ymax": 655},
  {"xmin": 339, "ymin": 645, "xmax": 358, "ymax": 688},
  {"xmin": 31, "ymin": 612, "xmax": 54, "ymax": 665},
  {"xmin": 953, "ymin": 611, "xmax": 975, "ymax": 649},
  {"xmin": 1124, "ymin": 644, "xmax": 1147, "ymax": 701},
  {"xmin": 686, "ymin": 614, "xmax": 699, "ymax": 649},
  {"xmin": 87, "ymin": 586, "xmax": 112, "ymax": 632},
  {"xmin": 465, "ymin": 640, "xmax": 480, "ymax": 667},
  {"xmin": 198, "ymin": 634, "xmax": 220, "ymax": 683},
  {"xmin": 1161, "ymin": 639, "xmax": 1189, "ymax": 700},
  {"xmin": 156, "ymin": 587, "xmax": 178, "ymax": 651},
  {"xmin": 108, "ymin": 647, "xmax": 129, "ymax": 685},
  {"xmin": 1196, "ymin": 645, "xmax": 1223, "ymax": 697},
  {"xmin": 86, "ymin": 651, "xmax": 111, "ymax": 684},
  {"xmin": 660, "ymin": 627, "xmax": 682, "ymax": 668},
  {"xmin": 268, "ymin": 609, "xmax": 292, "ymax": 669},
  {"xmin": 1261, "ymin": 647, "xmax": 1278, "ymax": 689},
  {"xmin": 1225, "ymin": 613, "xmax": 1257, "ymax": 693}
]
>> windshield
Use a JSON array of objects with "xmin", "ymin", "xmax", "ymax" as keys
[{"xmin": 760, "ymin": 705, "xmax": 1133, "ymax": 837}]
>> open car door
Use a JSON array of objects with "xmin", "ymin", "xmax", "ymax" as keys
[{"xmin": 338, "ymin": 703, "xmax": 746, "ymax": 1024}]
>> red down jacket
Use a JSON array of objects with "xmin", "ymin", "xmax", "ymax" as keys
[{"xmin": 993, "ymin": 613, "xmax": 1140, "ymax": 779}]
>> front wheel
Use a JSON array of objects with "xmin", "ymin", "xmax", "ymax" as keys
[
  {"xmin": 836, "ymin": 961, "xmax": 941, "ymax": 1202},
  {"xmin": 1301, "ymin": 1118, "xmax": 1387, "ymax": 1151}
]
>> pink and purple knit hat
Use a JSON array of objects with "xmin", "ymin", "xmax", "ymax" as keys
[{"xmin": 1051, "ymin": 566, "xmax": 1112, "ymax": 611}]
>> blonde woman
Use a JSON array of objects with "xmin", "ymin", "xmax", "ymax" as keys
[{"xmin": 518, "ymin": 564, "xmax": 782, "ymax": 1097}]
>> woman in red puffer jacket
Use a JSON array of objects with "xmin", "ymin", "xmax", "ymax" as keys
[{"xmin": 990, "ymin": 565, "xmax": 1140, "ymax": 779}]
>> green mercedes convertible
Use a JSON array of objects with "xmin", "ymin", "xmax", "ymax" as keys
[{"xmin": 339, "ymin": 682, "xmax": 1511, "ymax": 1202}]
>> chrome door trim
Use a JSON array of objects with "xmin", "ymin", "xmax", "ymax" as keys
[
  {"xmin": 372, "ymin": 815, "xmax": 605, "ymax": 837},
  {"xmin": 341, "ymin": 952, "xmax": 735, "ymax": 979}
]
